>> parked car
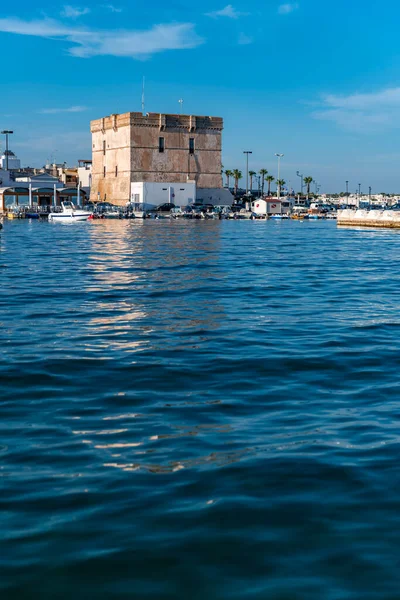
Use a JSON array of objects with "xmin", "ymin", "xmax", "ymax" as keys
[
  {"xmin": 96, "ymin": 202, "xmax": 118, "ymax": 213},
  {"xmin": 146, "ymin": 203, "xmax": 176, "ymax": 217}
]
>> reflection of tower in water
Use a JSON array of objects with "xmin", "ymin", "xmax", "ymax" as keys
[
  {"xmin": 76, "ymin": 220, "xmax": 234, "ymax": 475},
  {"xmin": 136, "ymin": 220, "xmax": 226, "ymax": 339},
  {"xmin": 84, "ymin": 220, "xmax": 226, "ymax": 355}
]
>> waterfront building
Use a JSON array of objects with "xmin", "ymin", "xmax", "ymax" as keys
[
  {"xmin": 0, "ymin": 150, "xmax": 21, "ymax": 170},
  {"xmin": 0, "ymin": 173, "xmax": 86, "ymax": 212},
  {"xmin": 90, "ymin": 111, "xmax": 233, "ymax": 207},
  {"xmin": 77, "ymin": 159, "xmax": 92, "ymax": 196}
]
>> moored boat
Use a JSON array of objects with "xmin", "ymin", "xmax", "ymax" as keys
[{"xmin": 48, "ymin": 201, "xmax": 92, "ymax": 223}]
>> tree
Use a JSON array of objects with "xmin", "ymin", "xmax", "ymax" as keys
[
  {"xmin": 249, "ymin": 171, "xmax": 256, "ymax": 192},
  {"xmin": 276, "ymin": 179, "xmax": 286, "ymax": 197},
  {"xmin": 225, "ymin": 169, "xmax": 233, "ymax": 188},
  {"xmin": 232, "ymin": 169, "xmax": 242, "ymax": 196},
  {"xmin": 259, "ymin": 169, "xmax": 268, "ymax": 196},
  {"xmin": 266, "ymin": 175, "xmax": 275, "ymax": 197},
  {"xmin": 304, "ymin": 176, "xmax": 313, "ymax": 198}
]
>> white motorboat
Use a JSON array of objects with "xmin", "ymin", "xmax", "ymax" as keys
[{"xmin": 48, "ymin": 202, "xmax": 93, "ymax": 222}]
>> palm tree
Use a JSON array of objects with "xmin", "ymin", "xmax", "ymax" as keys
[
  {"xmin": 259, "ymin": 169, "xmax": 268, "ymax": 196},
  {"xmin": 248, "ymin": 171, "xmax": 256, "ymax": 193},
  {"xmin": 232, "ymin": 169, "xmax": 242, "ymax": 196},
  {"xmin": 304, "ymin": 176, "xmax": 313, "ymax": 198},
  {"xmin": 225, "ymin": 169, "xmax": 233, "ymax": 189},
  {"xmin": 266, "ymin": 175, "xmax": 275, "ymax": 197},
  {"xmin": 276, "ymin": 179, "xmax": 286, "ymax": 198}
]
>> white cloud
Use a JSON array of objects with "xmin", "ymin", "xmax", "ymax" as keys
[
  {"xmin": 103, "ymin": 4, "xmax": 123, "ymax": 12},
  {"xmin": 311, "ymin": 87, "xmax": 400, "ymax": 132},
  {"xmin": 62, "ymin": 5, "xmax": 90, "ymax": 18},
  {"xmin": 206, "ymin": 5, "xmax": 247, "ymax": 18},
  {"xmin": 39, "ymin": 106, "xmax": 88, "ymax": 114},
  {"xmin": 0, "ymin": 17, "xmax": 203, "ymax": 58},
  {"xmin": 238, "ymin": 32, "xmax": 252, "ymax": 45},
  {"xmin": 278, "ymin": 3, "xmax": 299, "ymax": 14}
]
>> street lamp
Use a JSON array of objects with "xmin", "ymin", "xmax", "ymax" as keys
[
  {"xmin": 275, "ymin": 153, "xmax": 284, "ymax": 199},
  {"xmin": 296, "ymin": 171, "xmax": 303, "ymax": 196},
  {"xmin": 243, "ymin": 151, "xmax": 252, "ymax": 194},
  {"xmin": 1, "ymin": 130, "xmax": 13, "ymax": 171},
  {"xmin": 346, "ymin": 180, "xmax": 349, "ymax": 202}
]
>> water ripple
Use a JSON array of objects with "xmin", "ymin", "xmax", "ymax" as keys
[{"xmin": 1, "ymin": 219, "xmax": 400, "ymax": 598}]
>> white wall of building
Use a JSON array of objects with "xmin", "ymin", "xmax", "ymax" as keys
[
  {"xmin": 78, "ymin": 165, "xmax": 92, "ymax": 189},
  {"xmin": 0, "ymin": 169, "xmax": 12, "ymax": 187},
  {"xmin": 196, "ymin": 187, "xmax": 233, "ymax": 206},
  {"xmin": 130, "ymin": 182, "xmax": 196, "ymax": 209},
  {"xmin": 0, "ymin": 153, "xmax": 21, "ymax": 170}
]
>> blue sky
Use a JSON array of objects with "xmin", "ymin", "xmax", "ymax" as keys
[{"xmin": 1, "ymin": 0, "xmax": 400, "ymax": 192}]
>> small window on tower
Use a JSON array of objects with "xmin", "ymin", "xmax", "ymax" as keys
[
  {"xmin": 103, "ymin": 140, "xmax": 106, "ymax": 155},
  {"xmin": 189, "ymin": 138, "xmax": 195, "ymax": 154},
  {"xmin": 103, "ymin": 166, "xmax": 106, "ymax": 178},
  {"xmin": 159, "ymin": 137, "xmax": 165, "ymax": 153},
  {"xmin": 115, "ymin": 165, "xmax": 118, "ymax": 177}
]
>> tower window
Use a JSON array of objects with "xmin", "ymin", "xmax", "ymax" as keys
[
  {"xmin": 103, "ymin": 166, "xmax": 106, "ymax": 177},
  {"xmin": 103, "ymin": 140, "xmax": 106, "ymax": 155},
  {"xmin": 189, "ymin": 138, "xmax": 195, "ymax": 154},
  {"xmin": 159, "ymin": 137, "xmax": 165, "ymax": 153},
  {"xmin": 115, "ymin": 165, "xmax": 118, "ymax": 177}
]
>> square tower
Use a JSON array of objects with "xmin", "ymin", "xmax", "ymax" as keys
[{"xmin": 90, "ymin": 112, "xmax": 223, "ymax": 204}]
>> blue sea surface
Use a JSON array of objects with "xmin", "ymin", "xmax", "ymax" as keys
[{"xmin": 1, "ymin": 218, "xmax": 400, "ymax": 599}]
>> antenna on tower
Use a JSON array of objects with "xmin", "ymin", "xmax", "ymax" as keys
[{"xmin": 142, "ymin": 76, "xmax": 145, "ymax": 115}]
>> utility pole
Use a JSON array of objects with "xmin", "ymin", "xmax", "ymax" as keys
[
  {"xmin": 243, "ymin": 151, "xmax": 252, "ymax": 194},
  {"xmin": 141, "ymin": 76, "xmax": 146, "ymax": 115},
  {"xmin": 1, "ymin": 130, "xmax": 13, "ymax": 171},
  {"xmin": 296, "ymin": 171, "xmax": 303, "ymax": 196},
  {"xmin": 275, "ymin": 153, "xmax": 284, "ymax": 199}
]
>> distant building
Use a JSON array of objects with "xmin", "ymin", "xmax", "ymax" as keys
[
  {"xmin": 90, "ymin": 111, "xmax": 233, "ymax": 206},
  {"xmin": 0, "ymin": 150, "xmax": 21, "ymax": 170},
  {"xmin": 77, "ymin": 159, "xmax": 92, "ymax": 195}
]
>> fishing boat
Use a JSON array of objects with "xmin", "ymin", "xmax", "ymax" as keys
[{"xmin": 48, "ymin": 201, "xmax": 92, "ymax": 223}]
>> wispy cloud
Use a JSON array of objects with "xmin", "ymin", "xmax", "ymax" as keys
[
  {"xmin": 205, "ymin": 4, "xmax": 248, "ymax": 18},
  {"xmin": 61, "ymin": 5, "xmax": 90, "ymax": 18},
  {"xmin": 238, "ymin": 32, "xmax": 252, "ymax": 45},
  {"xmin": 278, "ymin": 3, "xmax": 299, "ymax": 14},
  {"xmin": 103, "ymin": 4, "xmax": 123, "ymax": 12},
  {"xmin": 0, "ymin": 17, "xmax": 203, "ymax": 58},
  {"xmin": 39, "ymin": 105, "xmax": 88, "ymax": 114},
  {"xmin": 311, "ymin": 87, "xmax": 400, "ymax": 132}
]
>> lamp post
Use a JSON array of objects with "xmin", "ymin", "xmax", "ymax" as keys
[
  {"xmin": 346, "ymin": 180, "xmax": 349, "ymax": 203},
  {"xmin": 243, "ymin": 151, "xmax": 252, "ymax": 194},
  {"xmin": 1, "ymin": 130, "xmax": 13, "ymax": 171},
  {"xmin": 296, "ymin": 171, "xmax": 303, "ymax": 196},
  {"xmin": 275, "ymin": 153, "xmax": 284, "ymax": 199},
  {"xmin": 369, "ymin": 186, "xmax": 371, "ymax": 208}
]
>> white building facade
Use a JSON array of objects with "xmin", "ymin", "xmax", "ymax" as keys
[{"xmin": 0, "ymin": 150, "xmax": 21, "ymax": 170}]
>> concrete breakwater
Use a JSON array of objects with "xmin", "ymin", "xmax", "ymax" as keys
[{"xmin": 337, "ymin": 209, "xmax": 400, "ymax": 228}]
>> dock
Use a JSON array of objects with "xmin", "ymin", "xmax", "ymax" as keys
[{"xmin": 337, "ymin": 209, "xmax": 400, "ymax": 228}]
